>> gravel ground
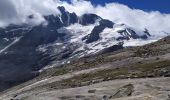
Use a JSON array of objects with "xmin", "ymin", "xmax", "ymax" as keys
[{"xmin": 1, "ymin": 77, "xmax": 170, "ymax": 100}]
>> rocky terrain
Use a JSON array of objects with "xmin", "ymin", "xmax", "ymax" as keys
[{"xmin": 0, "ymin": 35, "xmax": 169, "ymax": 100}]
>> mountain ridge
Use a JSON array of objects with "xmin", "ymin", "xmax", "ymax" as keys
[
  {"xmin": 0, "ymin": 6, "xmax": 155, "ymax": 91},
  {"xmin": 0, "ymin": 35, "xmax": 170, "ymax": 100}
]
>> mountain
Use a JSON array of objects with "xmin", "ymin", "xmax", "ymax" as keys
[
  {"xmin": 0, "ymin": 6, "xmax": 151, "ymax": 91},
  {"xmin": 0, "ymin": 35, "xmax": 170, "ymax": 100}
]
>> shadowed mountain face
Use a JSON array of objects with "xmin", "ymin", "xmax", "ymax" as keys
[
  {"xmin": 84, "ymin": 19, "xmax": 114, "ymax": 43},
  {"xmin": 0, "ymin": 6, "xmax": 150, "ymax": 91}
]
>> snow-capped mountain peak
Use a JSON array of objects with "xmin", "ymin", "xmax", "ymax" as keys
[{"xmin": 0, "ymin": 6, "xmax": 161, "ymax": 91}]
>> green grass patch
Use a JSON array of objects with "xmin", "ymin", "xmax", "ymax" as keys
[{"xmin": 48, "ymin": 60, "xmax": 170, "ymax": 89}]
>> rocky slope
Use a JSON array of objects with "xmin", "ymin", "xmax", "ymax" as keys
[
  {"xmin": 0, "ymin": 6, "xmax": 155, "ymax": 91},
  {"xmin": 0, "ymin": 35, "xmax": 169, "ymax": 100}
]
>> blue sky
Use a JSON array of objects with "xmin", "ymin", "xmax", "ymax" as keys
[
  {"xmin": 67, "ymin": 0, "xmax": 170, "ymax": 13},
  {"xmin": 92, "ymin": 0, "xmax": 170, "ymax": 13}
]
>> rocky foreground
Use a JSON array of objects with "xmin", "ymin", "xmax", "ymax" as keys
[
  {"xmin": 1, "ymin": 77, "xmax": 170, "ymax": 100},
  {"xmin": 0, "ymin": 36, "xmax": 170, "ymax": 100}
]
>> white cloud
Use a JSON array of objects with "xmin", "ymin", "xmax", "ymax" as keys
[
  {"xmin": 0, "ymin": 0, "xmax": 170, "ymax": 38},
  {"xmin": 59, "ymin": 0, "xmax": 170, "ymax": 37},
  {"xmin": 95, "ymin": 3, "xmax": 170, "ymax": 36},
  {"xmin": 0, "ymin": 0, "xmax": 60, "ymax": 27},
  {"xmin": 55, "ymin": 0, "xmax": 94, "ymax": 16}
]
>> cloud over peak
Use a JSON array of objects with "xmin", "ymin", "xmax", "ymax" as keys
[
  {"xmin": 0, "ymin": 0, "xmax": 170, "ymax": 37},
  {"xmin": 0, "ymin": 0, "xmax": 60, "ymax": 27}
]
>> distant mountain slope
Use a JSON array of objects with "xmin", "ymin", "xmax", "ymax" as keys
[
  {"xmin": 0, "ymin": 6, "xmax": 165, "ymax": 91},
  {"xmin": 0, "ymin": 35, "xmax": 170, "ymax": 100}
]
